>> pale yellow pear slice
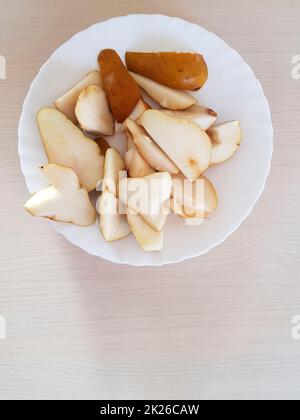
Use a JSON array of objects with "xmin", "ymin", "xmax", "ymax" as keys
[
  {"xmin": 24, "ymin": 164, "xmax": 96, "ymax": 226},
  {"xmin": 115, "ymin": 98, "xmax": 150, "ymax": 133},
  {"xmin": 129, "ymin": 72, "xmax": 197, "ymax": 110},
  {"xmin": 138, "ymin": 110, "xmax": 212, "ymax": 181},
  {"xmin": 37, "ymin": 108, "xmax": 104, "ymax": 192},
  {"xmin": 125, "ymin": 119, "xmax": 179, "ymax": 174},
  {"xmin": 172, "ymin": 173, "xmax": 218, "ymax": 218},
  {"xmin": 124, "ymin": 131, "xmax": 155, "ymax": 178},
  {"xmin": 55, "ymin": 71, "xmax": 103, "ymax": 123},
  {"xmin": 141, "ymin": 211, "xmax": 169, "ymax": 233},
  {"xmin": 161, "ymin": 104, "xmax": 218, "ymax": 131},
  {"xmin": 102, "ymin": 148, "xmax": 126, "ymax": 196},
  {"xmin": 75, "ymin": 85, "xmax": 114, "ymax": 136},
  {"xmin": 119, "ymin": 172, "xmax": 172, "ymax": 217},
  {"xmin": 127, "ymin": 210, "xmax": 164, "ymax": 252},
  {"xmin": 208, "ymin": 121, "xmax": 241, "ymax": 165},
  {"xmin": 99, "ymin": 191, "xmax": 131, "ymax": 242}
]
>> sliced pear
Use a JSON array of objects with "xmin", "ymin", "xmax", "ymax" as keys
[
  {"xmin": 124, "ymin": 130, "xmax": 155, "ymax": 178},
  {"xmin": 125, "ymin": 119, "xmax": 179, "ymax": 174},
  {"xmin": 99, "ymin": 191, "xmax": 131, "ymax": 241},
  {"xmin": 141, "ymin": 211, "xmax": 168, "ymax": 233},
  {"xmin": 161, "ymin": 104, "xmax": 217, "ymax": 131},
  {"xmin": 126, "ymin": 51, "xmax": 208, "ymax": 91},
  {"xmin": 130, "ymin": 72, "xmax": 197, "ymax": 110},
  {"xmin": 101, "ymin": 148, "xmax": 125, "ymax": 197},
  {"xmin": 98, "ymin": 150, "xmax": 130, "ymax": 241},
  {"xmin": 24, "ymin": 164, "xmax": 96, "ymax": 226},
  {"xmin": 119, "ymin": 172, "xmax": 172, "ymax": 217},
  {"xmin": 54, "ymin": 71, "xmax": 102, "ymax": 123},
  {"xmin": 127, "ymin": 98, "xmax": 150, "ymax": 121},
  {"xmin": 163, "ymin": 198, "xmax": 204, "ymax": 225},
  {"xmin": 127, "ymin": 210, "xmax": 164, "ymax": 252},
  {"xmin": 208, "ymin": 121, "xmax": 241, "ymax": 165},
  {"xmin": 37, "ymin": 108, "xmax": 104, "ymax": 192},
  {"xmin": 138, "ymin": 110, "xmax": 212, "ymax": 181},
  {"xmin": 75, "ymin": 85, "xmax": 114, "ymax": 136},
  {"xmin": 98, "ymin": 49, "xmax": 140, "ymax": 123},
  {"xmin": 115, "ymin": 98, "xmax": 150, "ymax": 133},
  {"xmin": 172, "ymin": 173, "xmax": 218, "ymax": 218}
]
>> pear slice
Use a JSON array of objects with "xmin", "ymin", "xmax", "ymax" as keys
[
  {"xmin": 172, "ymin": 173, "xmax": 218, "ymax": 218},
  {"xmin": 208, "ymin": 121, "xmax": 242, "ymax": 165},
  {"xmin": 127, "ymin": 210, "xmax": 164, "ymax": 252},
  {"xmin": 138, "ymin": 110, "xmax": 212, "ymax": 181},
  {"xmin": 161, "ymin": 104, "xmax": 217, "ymax": 131},
  {"xmin": 24, "ymin": 164, "xmax": 96, "ymax": 226},
  {"xmin": 115, "ymin": 98, "xmax": 150, "ymax": 133},
  {"xmin": 54, "ymin": 71, "xmax": 103, "ymax": 123},
  {"xmin": 125, "ymin": 119, "xmax": 179, "ymax": 174},
  {"xmin": 102, "ymin": 148, "xmax": 125, "ymax": 196},
  {"xmin": 141, "ymin": 211, "xmax": 168, "ymax": 233},
  {"xmin": 37, "ymin": 108, "xmax": 104, "ymax": 192},
  {"xmin": 75, "ymin": 85, "xmax": 114, "ymax": 136},
  {"xmin": 126, "ymin": 51, "xmax": 208, "ymax": 91},
  {"xmin": 124, "ymin": 130, "xmax": 155, "ymax": 178},
  {"xmin": 119, "ymin": 172, "xmax": 172, "ymax": 217},
  {"xmin": 98, "ymin": 49, "xmax": 140, "ymax": 123},
  {"xmin": 130, "ymin": 72, "xmax": 197, "ymax": 110},
  {"xmin": 99, "ymin": 191, "xmax": 131, "ymax": 242}
]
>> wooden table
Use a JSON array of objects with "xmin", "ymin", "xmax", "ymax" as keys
[{"xmin": 0, "ymin": 0, "xmax": 300, "ymax": 400}]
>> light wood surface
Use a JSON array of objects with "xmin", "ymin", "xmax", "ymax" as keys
[{"xmin": 1, "ymin": 0, "xmax": 300, "ymax": 400}]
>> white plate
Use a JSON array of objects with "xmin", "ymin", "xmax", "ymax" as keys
[{"xmin": 18, "ymin": 14, "xmax": 273, "ymax": 266}]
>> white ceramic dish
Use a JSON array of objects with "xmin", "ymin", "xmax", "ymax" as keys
[{"xmin": 18, "ymin": 14, "xmax": 273, "ymax": 266}]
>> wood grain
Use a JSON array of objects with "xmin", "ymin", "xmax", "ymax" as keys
[{"xmin": 0, "ymin": 0, "xmax": 300, "ymax": 400}]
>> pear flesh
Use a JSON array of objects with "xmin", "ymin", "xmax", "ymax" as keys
[
  {"xmin": 119, "ymin": 172, "xmax": 172, "ymax": 216},
  {"xmin": 98, "ymin": 149, "xmax": 131, "ymax": 242},
  {"xmin": 37, "ymin": 107, "xmax": 104, "ymax": 192},
  {"xmin": 115, "ymin": 98, "xmax": 150, "ymax": 133},
  {"xmin": 125, "ymin": 119, "xmax": 179, "ymax": 174},
  {"xmin": 24, "ymin": 164, "xmax": 96, "ymax": 226},
  {"xmin": 141, "ymin": 211, "xmax": 169, "ymax": 233},
  {"xmin": 124, "ymin": 131, "xmax": 155, "ymax": 178},
  {"xmin": 138, "ymin": 110, "xmax": 212, "ymax": 181},
  {"xmin": 161, "ymin": 104, "xmax": 217, "ymax": 131},
  {"xmin": 208, "ymin": 121, "xmax": 241, "ymax": 165},
  {"xmin": 130, "ymin": 72, "xmax": 197, "ymax": 110},
  {"xmin": 172, "ymin": 173, "xmax": 218, "ymax": 218},
  {"xmin": 127, "ymin": 210, "xmax": 164, "ymax": 252},
  {"xmin": 102, "ymin": 148, "xmax": 126, "ymax": 196},
  {"xmin": 119, "ymin": 172, "xmax": 172, "ymax": 232},
  {"xmin": 99, "ymin": 192, "xmax": 131, "ymax": 242},
  {"xmin": 75, "ymin": 85, "xmax": 114, "ymax": 136},
  {"xmin": 55, "ymin": 71, "xmax": 103, "ymax": 123}
]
